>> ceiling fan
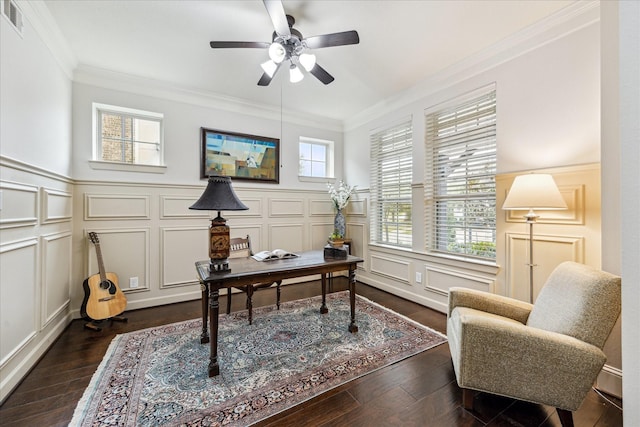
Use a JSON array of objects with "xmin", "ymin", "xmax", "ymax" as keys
[{"xmin": 209, "ymin": 0, "xmax": 360, "ymax": 86}]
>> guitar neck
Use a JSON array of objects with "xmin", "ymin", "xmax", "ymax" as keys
[{"xmin": 94, "ymin": 242, "xmax": 108, "ymax": 283}]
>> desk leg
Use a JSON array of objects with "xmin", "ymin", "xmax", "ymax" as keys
[
  {"xmin": 200, "ymin": 283, "xmax": 209, "ymax": 344},
  {"xmin": 320, "ymin": 273, "xmax": 329, "ymax": 314},
  {"xmin": 208, "ymin": 287, "xmax": 220, "ymax": 377},
  {"xmin": 348, "ymin": 266, "xmax": 358, "ymax": 333}
]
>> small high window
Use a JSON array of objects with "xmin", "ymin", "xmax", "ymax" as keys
[
  {"xmin": 299, "ymin": 137, "xmax": 334, "ymax": 178},
  {"xmin": 93, "ymin": 103, "xmax": 164, "ymax": 167}
]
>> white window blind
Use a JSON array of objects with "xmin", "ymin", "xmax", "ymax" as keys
[
  {"xmin": 370, "ymin": 118, "xmax": 413, "ymax": 248},
  {"xmin": 425, "ymin": 89, "xmax": 496, "ymax": 259}
]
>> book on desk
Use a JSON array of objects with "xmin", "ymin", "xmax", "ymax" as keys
[{"xmin": 252, "ymin": 249, "xmax": 299, "ymax": 261}]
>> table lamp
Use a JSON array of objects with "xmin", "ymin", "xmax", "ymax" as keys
[
  {"xmin": 190, "ymin": 175, "xmax": 248, "ymax": 272},
  {"xmin": 502, "ymin": 173, "xmax": 567, "ymax": 302}
]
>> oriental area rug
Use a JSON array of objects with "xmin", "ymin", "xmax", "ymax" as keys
[{"xmin": 70, "ymin": 291, "xmax": 447, "ymax": 426}]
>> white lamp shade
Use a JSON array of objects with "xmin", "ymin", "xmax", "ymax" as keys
[
  {"xmin": 289, "ymin": 64, "xmax": 304, "ymax": 83},
  {"xmin": 260, "ymin": 60, "xmax": 278, "ymax": 77},
  {"xmin": 299, "ymin": 53, "xmax": 316, "ymax": 71},
  {"xmin": 268, "ymin": 42, "xmax": 286, "ymax": 63},
  {"xmin": 502, "ymin": 173, "xmax": 567, "ymax": 210}
]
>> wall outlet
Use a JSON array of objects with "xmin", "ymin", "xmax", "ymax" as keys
[
  {"xmin": 415, "ymin": 272, "xmax": 422, "ymax": 283},
  {"xmin": 129, "ymin": 277, "xmax": 139, "ymax": 288}
]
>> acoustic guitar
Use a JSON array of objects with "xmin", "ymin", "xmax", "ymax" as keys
[{"xmin": 81, "ymin": 232, "xmax": 127, "ymax": 322}]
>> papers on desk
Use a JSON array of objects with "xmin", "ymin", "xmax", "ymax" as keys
[{"xmin": 252, "ymin": 249, "xmax": 299, "ymax": 261}]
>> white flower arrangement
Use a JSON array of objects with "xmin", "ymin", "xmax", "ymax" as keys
[{"xmin": 327, "ymin": 180, "xmax": 356, "ymax": 210}]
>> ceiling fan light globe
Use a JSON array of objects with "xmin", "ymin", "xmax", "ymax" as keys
[
  {"xmin": 261, "ymin": 60, "xmax": 278, "ymax": 77},
  {"xmin": 299, "ymin": 53, "xmax": 316, "ymax": 71},
  {"xmin": 289, "ymin": 64, "xmax": 304, "ymax": 83},
  {"xmin": 268, "ymin": 42, "xmax": 286, "ymax": 63}
]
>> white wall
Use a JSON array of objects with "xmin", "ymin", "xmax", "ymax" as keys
[
  {"xmin": 0, "ymin": 6, "xmax": 74, "ymax": 401},
  {"xmin": 71, "ymin": 77, "xmax": 344, "ymax": 189}
]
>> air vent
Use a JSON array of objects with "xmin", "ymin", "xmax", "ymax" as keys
[{"xmin": 3, "ymin": 0, "xmax": 23, "ymax": 35}]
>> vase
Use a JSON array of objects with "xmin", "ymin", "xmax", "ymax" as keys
[{"xmin": 334, "ymin": 209, "xmax": 346, "ymax": 238}]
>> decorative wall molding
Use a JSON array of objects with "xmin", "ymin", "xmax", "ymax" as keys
[
  {"xmin": 85, "ymin": 228, "xmax": 150, "ymax": 293},
  {"xmin": 225, "ymin": 198, "xmax": 263, "ymax": 218},
  {"xmin": 41, "ymin": 232, "xmax": 72, "ymax": 327},
  {"xmin": 84, "ymin": 194, "xmax": 151, "ymax": 220},
  {"xmin": 0, "ymin": 238, "xmax": 38, "ymax": 368},
  {"xmin": 309, "ymin": 199, "xmax": 334, "ymax": 216},
  {"xmin": 346, "ymin": 198, "xmax": 367, "ymax": 217},
  {"xmin": 41, "ymin": 188, "xmax": 73, "ymax": 224},
  {"xmin": 425, "ymin": 266, "xmax": 495, "ymax": 297},
  {"xmin": 370, "ymin": 254, "xmax": 410, "ymax": 284},
  {"xmin": 0, "ymin": 181, "xmax": 38, "ymax": 229},
  {"xmin": 268, "ymin": 198, "xmax": 305, "ymax": 217},
  {"xmin": 160, "ymin": 226, "xmax": 208, "ymax": 289},
  {"xmin": 159, "ymin": 195, "xmax": 209, "ymax": 219},
  {"xmin": 505, "ymin": 232, "xmax": 584, "ymax": 300}
]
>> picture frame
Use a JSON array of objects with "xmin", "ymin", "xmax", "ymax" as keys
[{"xmin": 200, "ymin": 127, "xmax": 279, "ymax": 183}]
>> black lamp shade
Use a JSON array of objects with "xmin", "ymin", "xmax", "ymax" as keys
[{"xmin": 189, "ymin": 176, "xmax": 248, "ymax": 212}]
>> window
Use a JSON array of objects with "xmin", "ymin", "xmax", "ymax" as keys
[
  {"xmin": 370, "ymin": 118, "xmax": 413, "ymax": 248},
  {"xmin": 424, "ymin": 88, "xmax": 496, "ymax": 260},
  {"xmin": 299, "ymin": 137, "xmax": 334, "ymax": 178},
  {"xmin": 93, "ymin": 103, "xmax": 163, "ymax": 166}
]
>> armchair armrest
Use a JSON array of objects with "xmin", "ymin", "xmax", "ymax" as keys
[{"xmin": 448, "ymin": 287, "xmax": 532, "ymax": 324}]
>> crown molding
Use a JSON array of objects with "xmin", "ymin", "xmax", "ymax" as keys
[
  {"xmin": 73, "ymin": 65, "xmax": 343, "ymax": 133},
  {"xmin": 19, "ymin": 1, "xmax": 77, "ymax": 79},
  {"xmin": 343, "ymin": 0, "xmax": 600, "ymax": 132}
]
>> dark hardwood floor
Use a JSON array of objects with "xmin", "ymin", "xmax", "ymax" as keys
[{"xmin": 0, "ymin": 279, "xmax": 622, "ymax": 426}]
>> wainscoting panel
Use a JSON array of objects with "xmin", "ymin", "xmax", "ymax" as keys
[
  {"xmin": 160, "ymin": 195, "xmax": 209, "ymax": 219},
  {"xmin": 160, "ymin": 226, "xmax": 208, "ymax": 289},
  {"xmin": 0, "ymin": 181, "xmax": 38, "ymax": 229},
  {"xmin": 268, "ymin": 198, "xmax": 305, "ymax": 217},
  {"xmin": 346, "ymin": 222, "xmax": 367, "ymax": 268},
  {"xmin": 0, "ymin": 238, "xmax": 38, "ymax": 366},
  {"xmin": 370, "ymin": 254, "xmax": 410, "ymax": 284},
  {"xmin": 506, "ymin": 232, "xmax": 584, "ymax": 301},
  {"xmin": 84, "ymin": 194, "xmax": 151, "ymax": 220},
  {"xmin": 346, "ymin": 198, "xmax": 367, "ymax": 217},
  {"xmin": 425, "ymin": 266, "xmax": 495, "ymax": 297},
  {"xmin": 309, "ymin": 199, "xmax": 334, "ymax": 216},
  {"xmin": 41, "ymin": 232, "xmax": 72, "ymax": 327},
  {"xmin": 268, "ymin": 223, "xmax": 305, "ymax": 252},
  {"xmin": 311, "ymin": 222, "xmax": 335, "ymax": 250},
  {"xmin": 41, "ymin": 188, "xmax": 73, "ymax": 224},
  {"xmin": 86, "ymin": 228, "xmax": 150, "ymax": 292}
]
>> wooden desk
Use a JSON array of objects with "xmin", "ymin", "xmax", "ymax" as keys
[{"xmin": 195, "ymin": 250, "xmax": 364, "ymax": 377}]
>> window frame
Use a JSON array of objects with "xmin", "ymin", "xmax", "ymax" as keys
[
  {"xmin": 298, "ymin": 136, "xmax": 334, "ymax": 180},
  {"xmin": 92, "ymin": 103, "xmax": 165, "ymax": 170},
  {"xmin": 424, "ymin": 86, "xmax": 497, "ymax": 261},
  {"xmin": 370, "ymin": 117, "xmax": 413, "ymax": 249}
]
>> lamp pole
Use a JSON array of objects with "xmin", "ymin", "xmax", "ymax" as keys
[{"xmin": 524, "ymin": 210, "xmax": 539, "ymax": 303}]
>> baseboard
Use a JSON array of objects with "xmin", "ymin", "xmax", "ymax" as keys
[{"xmin": 596, "ymin": 364, "xmax": 622, "ymax": 398}]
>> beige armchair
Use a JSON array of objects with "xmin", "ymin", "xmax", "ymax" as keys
[{"xmin": 447, "ymin": 261, "xmax": 621, "ymax": 427}]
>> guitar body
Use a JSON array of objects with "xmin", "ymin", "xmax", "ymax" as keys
[
  {"xmin": 82, "ymin": 232, "xmax": 127, "ymax": 322},
  {"xmin": 81, "ymin": 272, "xmax": 126, "ymax": 321}
]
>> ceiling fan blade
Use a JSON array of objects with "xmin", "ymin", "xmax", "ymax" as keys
[
  {"xmin": 263, "ymin": 0, "xmax": 291, "ymax": 38},
  {"xmin": 304, "ymin": 30, "xmax": 360, "ymax": 49},
  {"xmin": 210, "ymin": 41, "xmax": 270, "ymax": 49},
  {"xmin": 257, "ymin": 62, "xmax": 282, "ymax": 86},
  {"xmin": 309, "ymin": 64, "xmax": 335, "ymax": 85}
]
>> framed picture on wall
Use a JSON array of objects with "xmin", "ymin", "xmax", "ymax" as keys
[{"xmin": 200, "ymin": 127, "xmax": 279, "ymax": 183}]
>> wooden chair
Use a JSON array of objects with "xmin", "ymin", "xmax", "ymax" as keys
[{"xmin": 227, "ymin": 235, "xmax": 282, "ymax": 324}]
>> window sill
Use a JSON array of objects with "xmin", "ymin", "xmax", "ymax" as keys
[
  {"xmin": 298, "ymin": 176, "xmax": 334, "ymax": 183},
  {"xmin": 89, "ymin": 160, "xmax": 167, "ymax": 174}
]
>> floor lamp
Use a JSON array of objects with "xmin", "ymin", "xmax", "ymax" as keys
[{"xmin": 502, "ymin": 173, "xmax": 567, "ymax": 302}]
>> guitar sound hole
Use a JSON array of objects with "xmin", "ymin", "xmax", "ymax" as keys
[{"xmin": 100, "ymin": 280, "xmax": 117, "ymax": 294}]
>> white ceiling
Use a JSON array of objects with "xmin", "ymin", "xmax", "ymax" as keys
[{"xmin": 44, "ymin": 0, "xmax": 574, "ymax": 123}]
